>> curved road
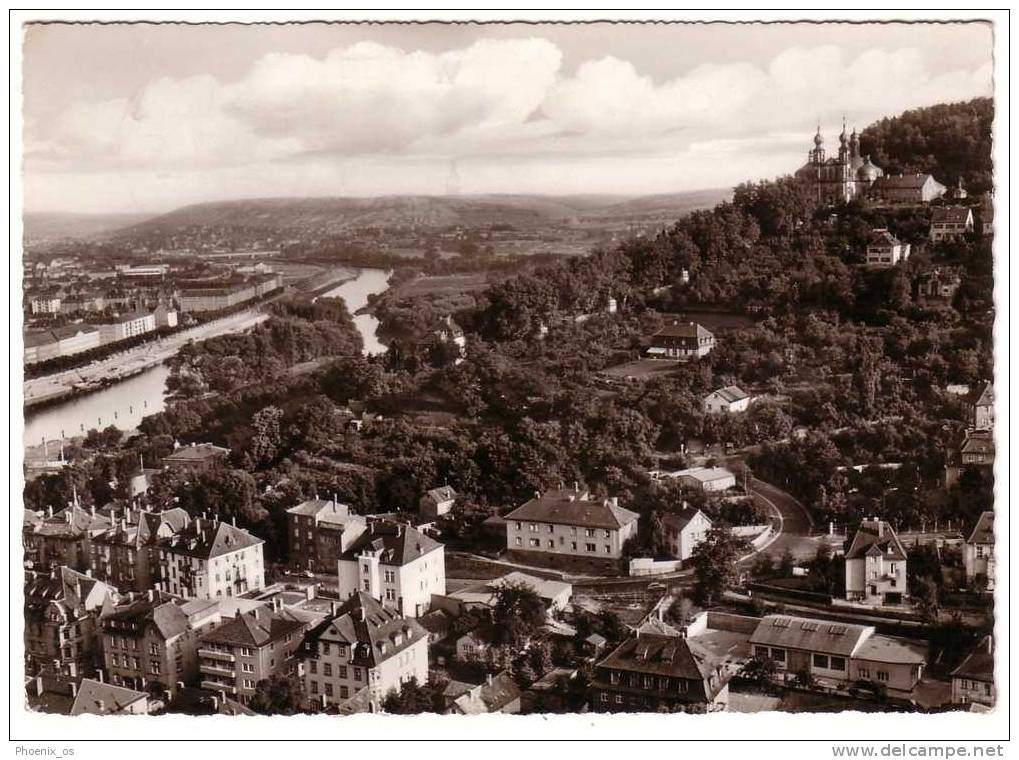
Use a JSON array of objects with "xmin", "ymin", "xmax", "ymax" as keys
[{"xmin": 747, "ymin": 477, "xmax": 819, "ymax": 563}]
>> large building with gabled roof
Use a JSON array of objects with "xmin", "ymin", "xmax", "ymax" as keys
[
  {"xmin": 69, "ymin": 678, "xmax": 150, "ymax": 716},
  {"xmin": 155, "ymin": 516, "xmax": 264, "ymax": 600},
  {"xmin": 844, "ymin": 518, "xmax": 908, "ymax": 605},
  {"xmin": 285, "ymin": 498, "xmax": 367, "ymax": 573},
  {"xmin": 300, "ymin": 591, "xmax": 429, "ymax": 713},
  {"xmin": 89, "ymin": 506, "xmax": 189, "ymax": 593},
  {"xmin": 504, "ymin": 488, "xmax": 639, "ymax": 564},
  {"xmin": 647, "ymin": 321, "xmax": 715, "ymax": 360},
  {"xmin": 336, "ymin": 519, "xmax": 445, "ymax": 618}
]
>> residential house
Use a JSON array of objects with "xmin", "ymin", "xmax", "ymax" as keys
[
  {"xmin": 872, "ymin": 173, "xmax": 947, "ymax": 204},
  {"xmin": 336, "ymin": 520, "xmax": 445, "ymax": 618},
  {"xmin": 198, "ymin": 598, "xmax": 308, "ymax": 704},
  {"xmin": 666, "ymin": 467, "xmax": 737, "ymax": 494},
  {"xmin": 703, "ymin": 385, "xmax": 751, "ymax": 414},
  {"xmin": 301, "ymin": 591, "xmax": 429, "ymax": 713},
  {"xmin": 435, "ymin": 315, "xmax": 467, "ymax": 359},
  {"xmin": 929, "ymin": 206, "xmax": 974, "ymax": 242},
  {"xmin": 101, "ymin": 590, "xmax": 221, "ymax": 699},
  {"xmin": 419, "ymin": 485, "xmax": 457, "ymax": 522},
  {"xmin": 161, "ymin": 443, "xmax": 230, "ymax": 473},
  {"xmin": 750, "ymin": 614, "xmax": 926, "ymax": 695},
  {"xmin": 24, "ymin": 567, "xmax": 117, "ymax": 678},
  {"xmin": 963, "ymin": 511, "xmax": 994, "ymax": 592},
  {"xmin": 916, "ymin": 268, "xmax": 961, "ymax": 304},
  {"xmin": 503, "ymin": 488, "xmax": 639, "ymax": 564},
  {"xmin": 89, "ymin": 507, "xmax": 190, "ymax": 593},
  {"xmin": 285, "ymin": 498, "xmax": 367, "ymax": 573},
  {"xmin": 944, "ymin": 428, "xmax": 995, "ymax": 488},
  {"xmin": 156, "ymin": 517, "xmax": 265, "ymax": 600},
  {"xmin": 454, "ymin": 630, "xmax": 491, "ymax": 662},
  {"xmin": 865, "ymin": 229, "xmax": 911, "ymax": 267},
  {"xmin": 418, "ymin": 608, "xmax": 455, "ymax": 646},
  {"xmin": 443, "ymin": 671, "xmax": 521, "ymax": 715},
  {"xmin": 522, "ymin": 667, "xmax": 579, "ymax": 713},
  {"xmin": 591, "ymin": 627, "xmax": 730, "ymax": 713},
  {"xmin": 844, "ymin": 518, "xmax": 908, "ymax": 605},
  {"xmin": 973, "ymin": 382, "xmax": 994, "ymax": 430},
  {"xmin": 69, "ymin": 678, "xmax": 150, "ymax": 716},
  {"xmin": 660, "ymin": 507, "xmax": 713, "ymax": 562},
  {"xmin": 647, "ymin": 322, "xmax": 715, "ymax": 360},
  {"xmin": 950, "ymin": 636, "xmax": 995, "ymax": 708}
]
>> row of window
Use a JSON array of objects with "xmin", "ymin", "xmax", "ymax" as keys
[
  {"xmin": 516, "ymin": 537, "xmax": 610, "ymax": 554},
  {"xmin": 309, "ymin": 660, "xmax": 363, "ymax": 681},
  {"xmin": 309, "ymin": 681, "xmax": 352, "ymax": 699},
  {"xmin": 607, "ymin": 671, "xmax": 690, "ymax": 692},
  {"xmin": 514, "ymin": 522, "xmax": 610, "ymax": 538}
]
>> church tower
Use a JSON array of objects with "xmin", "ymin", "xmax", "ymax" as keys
[
  {"xmin": 809, "ymin": 123, "xmax": 825, "ymax": 164},
  {"xmin": 838, "ymin": 118, "xmax": 850, "ymax": 163}
]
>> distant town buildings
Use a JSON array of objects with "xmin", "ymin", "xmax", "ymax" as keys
[
  {"xmin": 443, "ymin": 671, "xmax": 521, "ymax": 715},
  {"xmin": 865, "ymin": 229, "xmax": 911, "ymax": 267},
  {"xmin": 647, "ymin": 322, "xmax": 715, "ymax": 360},
  {"xmin": 96, "ymin": 310, "xmax": 157, "ymax": 344},
  {"xmin": 844, "ymin": 518, "xmax": 908, "ymax": 605},
  {"xmin": 24, "ymin": 325, "xmax": 101, "ymax": 365},
  {"xmin": 179, "ymin": 275, "xmax": 281, "ymax": 313}
]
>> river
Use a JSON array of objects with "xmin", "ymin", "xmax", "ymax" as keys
[{"xmin": 23, "ymin": 268, "xmax": 391, "ymax": 449}]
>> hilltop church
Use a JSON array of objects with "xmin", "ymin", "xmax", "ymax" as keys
[{"xmin": 795, "ymin": 120, "xmax": 884, "ymax": 204}]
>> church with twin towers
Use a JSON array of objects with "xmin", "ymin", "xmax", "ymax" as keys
[{"xmin": 795, "ymin": 119, "xmax": 885, "ymax": 205}]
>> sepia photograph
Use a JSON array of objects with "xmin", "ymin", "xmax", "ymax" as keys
[{"xmin": 8, "ymin": 9, "xmax": 1009, "ymax": 753}]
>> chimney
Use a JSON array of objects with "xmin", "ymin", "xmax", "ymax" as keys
[
  {"xmin": 34, "ymin": 676, "xmax": 44, "ymax": 697},
  {"xmin": 534, "ymin": 491, "xmax": 540, "ymax": 500},
  {"xmin": 69, "ymin": 681, "xmax": 77, "ymax": 698},
  {"xmin": 486, "ymin": 673, "xmax": 493, "ymax": 686},
  {"xmin": 609, "ymin": 496, "xmax": 619, "ymax": 509},
  {"xmin": 272, "ymin": 597, "xmax": 283, "ymax": 612},
  {"xmin": 330, "ymin": 601, "xmax": 338, "ymax": 617},
  {"xmin": 877, "ymin": 521, "xmax": 884, "ymax": 537},
  {"xmin": 97, "ymin": 670, "xmax": 104, "ymax": 683},
  {"xmin": 232, "ymin": 516, "xmax": 236, "ymax": 527},
  {"xmin": 47, "ymin": 506, "xmax": 53, "ymax": 518},
  {"xmin": 68, "ymin": 662, "xmax": 77, "ymax": 678},
  {"xmin": 147, "ymin": 589, "xmax": 155, "ymax": 602}
]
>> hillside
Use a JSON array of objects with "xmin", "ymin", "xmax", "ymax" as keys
[
  {"xmin": 860, "ymin": 97, "xmax": 993, "ymax": 193},
  {"xmin": 23, "ymin": 212, "xmax": 153, "ymax": 243},
  {"xmin": 103, "ymin": 191, "xmax": 730, "ymax": 240}
]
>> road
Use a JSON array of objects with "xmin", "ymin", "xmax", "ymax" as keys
[{"xmin": 747, "ymin": 477, "xmax": 820, "ymax": 563}]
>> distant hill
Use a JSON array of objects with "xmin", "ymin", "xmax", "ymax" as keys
[
  {"xmin": 23, "ymin": 212, "xmax": 154, "ymax": 243},
  {"xmin": 860, "ymin": 97, "xmax": 993, "ymax": 194},
  {"xmin": 101, "ymin": 191, "xmax": 731, "ymax": 241}
]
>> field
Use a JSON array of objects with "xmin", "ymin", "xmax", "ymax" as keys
[
  {"xmin": 388, "ymin": 273, "xmax": 493, "ymax": 299},
  {"xmin": 598, "ymin": 358, "xmax": 683, "ymax": 380}
]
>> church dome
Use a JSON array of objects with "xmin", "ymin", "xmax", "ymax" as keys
[
  {"xmin": 813, "ymin": 128, "xmax": 823, "ymax": 147},
  {"xmin": 857, "ymin": 156, "xmax": 882, "ymax": 182}
]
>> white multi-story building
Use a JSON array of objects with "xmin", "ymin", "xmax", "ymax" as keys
[
  {"xmin": 337, "ymin": 521, "xmax": 445, "ymax": 618},
  {"xmin": 660, "ymin": 507, "xmax": 713, "ymax": 562},
  {"xmin": 156, "ymin": 517, "xmax": 265, "ymax": 600},
  {"xmin": 97, "ymin": 310, "xmax": 157, "ymax": 344},
  {"xmin": 865, "ymin": 229, "xmax": 911, "ymax": 267},
  {"xmin": 302, "ymin": 591, "xmax": 429, "ymax": 713},
  {"xmin": 503, "ymin": 488, "xmax": 639, "ymax": 562},
  {"xmin": 929, "ymin": 206, "xmax": 974, "ymax": 242},
  {"xmin": 844, "ymin": 518, "xmax": 908, "ymax": 605}
]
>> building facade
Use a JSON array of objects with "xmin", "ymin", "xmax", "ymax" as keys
[
  {"xmin": 660, "ymin": 507, "xmax": 713, "ymax": 562},
  {"xmin": 503, "ymin": 488, "xmax": 640, "ymax": 562},
  {"xmin": 844, "ymin": 518, "xmax": 908, "ymax": 605},
  {"xmin": 865, "ymin": 229, "xmax": 911, "ymax": 267},
  {"xmin": 336, "ymin": 521, "xmax": 445, "ymax": 618},
  {"xmin": 703, "ymin": 385, "xmax": 750, "ymax": 414},
  {"xmin": 286, "ymin": 499, "xmax": 367, "ymax": 573},
  {"xmin": 963, "ymin": 511, "xmax": 994, "ymax": 592},
  {"xmin": 950, "ymin": 636, "xmax": 995, "ymax": 708},
  {"xmin": 301, "ymin": 592, "xmax": 429, "ymax": 713},
  {"xmin": 90, "ymin": 507, "xmax": 190, "ymax": 594},
  {"xmin": 97, "ymin": 311, "xmax": 157, "ymax": 344},
  {"xmin": 647, "ymin": 322, "xmax": 715, "ymax": 360},
  {"xmin": 872, "ymin": 174, "xmax": 947, "ymax": 204},
  {"xmin": 930, "ymin": 206, "xmax": 975, "ymax": 242},
  {"xmin": 794, "ymin": 122, "xmax": 883, "ymax": 204},
  {"xmin": 156, "ymin": 518, "xmax": 265, "ymax": 600},
  {"xmin": 24, "ymin": 325, "xmax": 102, "ymax": 365}
]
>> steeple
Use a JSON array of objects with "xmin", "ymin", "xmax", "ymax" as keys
[
  {"xmin": 838, "ymin": 116, "xmax": 850, "ymax": 162},
  {"xmin": 809, "ymin": 121, "xmax": 825, "ymax": 164}
]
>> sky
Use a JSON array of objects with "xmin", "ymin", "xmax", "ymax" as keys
[{"xmin": 21, "ymin": 21, "xmax": 994, "ymax": 214}]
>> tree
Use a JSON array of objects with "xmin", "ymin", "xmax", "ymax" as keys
[
  {"xmin": 249, "ymin": 674, "xmax": 304, "ymax": 715},
  {"xmin": 776, "ymin": 548, "xmax": 796, "ymax": 578},
  {"xmin": 382, "ymin": 677, "xmax": 437, "ymax": 714},
  {"xmin": 688, "ymin": 524, "xmax": 749, "ymax": 605},
  {"xmin": 915, "ymin": 575, "xmax": 941, "ymax": 623},
  {"xmin": 491, "ymin": 581, "xmax": 547, "ymax": 647},
  {"xmin": 739, "ymin": 655, "xmax": 777, "ymax": 687}
]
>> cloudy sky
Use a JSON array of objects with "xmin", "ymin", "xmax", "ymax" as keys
[{"xmin": 22, "ymin": 22, "xmax": 993, "ymax": 214}]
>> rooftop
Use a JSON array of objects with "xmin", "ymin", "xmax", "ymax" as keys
[
  {"xmin": 340, "ymin": 520, "xmax": 442, "ymax": 566},
  {"xmin": 749, "ymin": 615, "xmax": 873, "ymax": 657},
  {"xmin": 162, "ymin": 443, "xmax": 230, "ymax": 464},
  {"xmin": 504, "ymin": 489, "xmax": 639, "ymax": 530},
  {"xmin": 967, "ymin": 511, "xmax": 994, "ymax": 546},
  {"xmin": 845, "ymin": 519, "xmax": 907, "ymax": 562},
  {"xmin": 201, "ymin": 604, "xmax": 306, "ymax": 648},
  {"xmin": 69, "ymin": 679, "xmax": 148, "ymax": 716},
  {"xmin": 158, "ymin": 517, "xmax": 263, "ymax": 560}
]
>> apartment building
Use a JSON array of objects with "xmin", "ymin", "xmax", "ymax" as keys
[
  {"xmin": 198, "ymin": 599, "xmax": 308, "ymax": 704},
  {"xmin": 503, "ymin": 488, "xmax": 639, "ymax": 562},
  {"xmin": 285, "ymin": 498, "xmax": 367, "ymax": 573},
  {"xmin": 24, "ymin": 325, "xmax": 102, "ymax": 365},
  {"xmin": 97, "ymin": 310, "xmax": 157, "ymax": 344},
  {"xmin": 865, "ymin": 229, "xmax": 911, "ymax": 267},
  {"xmin": 101, "ymin": 590, "xmax": 221, "ymax": 699},
  {"xmin": 24, "ymin": 567, "xmax": 117, "ymax": 678},
  {"xmin": 90, "ymin": 507, "xmax": 190, "ymax": 593},
  {"xmin": 156, "ymin": 517, "xmax": 265, "ymax": 600},
  {"xmin": 929, "ymin": 206, "xmax": 974, "ymax": 242},
  {"xmin": 25, "ymin": 504, "xmax": 112, "ymax": 573},
  {"xmin": 336, "ymin": 520, "xmax": 445, "ymax": 618},
  {"xmin": 950, "ymin": 636, "xmax": 995, "ymax": 708},
  {"xmin": 301, "ymin": 591, "xmax": 429, "ymax": 713},
  {"xmin": 963, "ymin": 511, "xmax": 994, "ymax": 592}
]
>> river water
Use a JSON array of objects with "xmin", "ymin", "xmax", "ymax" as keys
[{"xmin": 24, "ymin": 268, "xmax": 391, "ymax": 447}]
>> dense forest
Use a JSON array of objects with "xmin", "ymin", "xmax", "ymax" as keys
[{"xmin": 25, "ymin": 98, "xmax": 995, "ymax": 561}]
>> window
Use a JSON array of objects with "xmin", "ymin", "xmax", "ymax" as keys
[
  {"xmin": 311, "ymin": 681, "xmax": 319, "ymax": 694},
  {"xmin": 829, "ymin": 656, "xmax": 846, "ymax": 671},
  {"xmin": 363, "ymin": 580, "xmax": 370, "ymax": 591},
  {"xmin": 858, "ymin": 668, "xmax": 870, "ymax": 678},
  {"xmin": 321, "ymin": 642, "xmax": 331, "ymax": 656},
  {"xmin": 339, "ymin": 666, "xmax": 348, "ymax": 679},
  {"xmin": 604, "ymin": 545, "xmax": 611, "ymax": 554},
  {"xmin": 600, "ymin": 693, "xmax": 608, "ymax": 702},
  {"xmin": 515, "ymin": 522, "xmax": 521, "ymax": 530},
  {"xmin": 547, "ymin": 524, "xmax": 554, "ymax": 533},
  {"xmin": 812, "ymin": 654, "xmax": 829, "ymax": 669},
  {"xmin": 586, "ymin": 543, "xmax": 596, "ymax": 552},
  {"xmin": 325, "ymin": 683, "xmax": 333, "ymax": 697},
  {"xmin": 149, "ymin": 643, "xmax": 159, "ymax": 655},
  {"xmin": 354, "ymin": 668, "xmax": 362, "ymax": 681},
  {"xmin": 570, "ymin": 527, "xmax": 577, "ymax": 536},
  {"xmin": 242, "ymin": 662, "xmax": 254, "ymax": 673},
  {"xmin": 324, "ymin": 663, "xmax": 332, "ymax": 677},
  {"xmin": 754, "ymin": 646, "xmax": 769, "ymax": 658},
  {"xmin": 310, "ymin": 661, "xmax": 317, "ymax": 674},
  {"xmin": 547, "ymin": 540, "xmax": 555, "ymax": 549},
  {"xmin": 150, "ymin": 660, "xmax": 161, "ymax": 675},
  {"xmin": 977, "ymin": 546, "xmax": 985, "ymax": 558},
  {"xmin": 529, "ymin": 539, "xmax": 540, "ymax": 548},
  {"xmin": 610, "ymin": 672, "xmax": 620, "ymax": 684},
  {"xmin": 772, "ymin": 648, "xmax": 786, "ymax": 663},
  {"xmin": 240, "ymin": 647, "xmax": 252, "ymax": 657},
  {"xmin": 384, "ymin": 570, "xmax": 395, "ymax": 583},
  {"xmin": 243, "ymin": 679, "xmax": 255, "ymax": 689},
  {"xmin": 877, "ymin": 671, "xmax": 889, "ymax": 682},
  {"xmin": 340, "ymin": 685, "xmax": 349, "ymax": 699},
  {"xmin": 614, "ymin": 694, "xmax": 623, "ymax": 705},
  {"xmin": 362, "ymin": 564, "xmax": 369, "ymax": 573},
  {"xmin": 515, "ymin": 537, "xmax": 522, "ymax": 547},
  {"xmin": 571, "ymin": 542, "xmax": 577, "ymax": 550},
  {"xmin": 604, "ymin": 530, "xmax": 611, "ymax": 538},
  {"xmin": 385, "ymin": 588, "xmax": 396, "ymax": 601},
  {"xmin": 585, "ymin": 529, "xmax": 595, "ymax": 537},
  {"xmin": 677, "ymin": 680, "xmax": 688, "ymax": 693}
]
